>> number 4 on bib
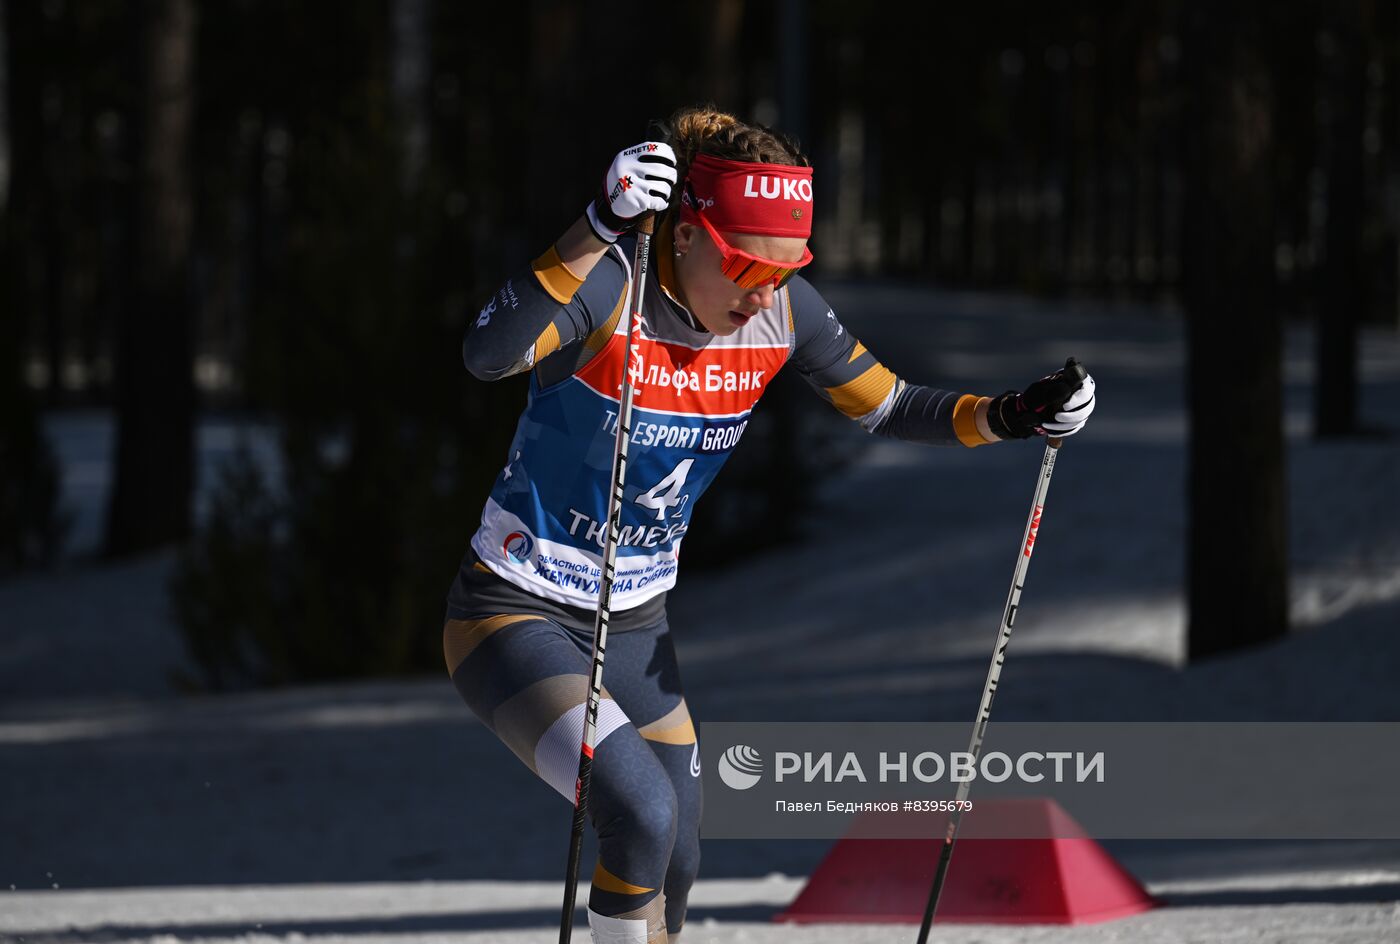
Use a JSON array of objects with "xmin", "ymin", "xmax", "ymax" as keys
[{"xmin": 634, "ymin": 459, "xmax": 694, "ymax": 521}]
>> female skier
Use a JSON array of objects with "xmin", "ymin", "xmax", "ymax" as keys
[{"xmin": 444, "ymin": 106, "xmax": 1096, "ymax": 943}]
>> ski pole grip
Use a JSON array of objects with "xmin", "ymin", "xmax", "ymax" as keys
[
  {"xmin": 636, "ymin": 214, "xmax": 657, "ymax": 236},
  {"xmin": 1048, "ymin": 357, "xmax": 1086, "ymax": 449}
]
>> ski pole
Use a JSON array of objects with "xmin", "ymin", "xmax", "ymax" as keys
[
  {"xmin": 557, "ymin": 212, "xmax": 657, "ymax": 944},
  {"xmin": 914, "ymin": 360, "xmax": 1085, "ymax": 944}
]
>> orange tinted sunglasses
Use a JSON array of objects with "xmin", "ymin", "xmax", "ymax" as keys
[{"xmin": 695, "ymin": 210, "xmax": 814, "ymax": 290}]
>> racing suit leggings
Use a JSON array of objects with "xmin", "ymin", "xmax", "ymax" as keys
[{"xmin": 443, "ymin": 607, "xmax": 702, "ymax": 942}]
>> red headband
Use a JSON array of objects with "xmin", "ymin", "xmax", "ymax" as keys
[{"xmin": 679, "ymin": 153, "xmax": 814, "ymax": 238}]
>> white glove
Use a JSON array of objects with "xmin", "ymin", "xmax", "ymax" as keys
[
  {"xmin": 988, "ymin": 358, "xmax": 1096, "ymax": 439},
  {"xmin": 585, "ymin": 141, "xmax": 678, "ymax": 243},
  {"xmin": 1039, "ymin": 373, "xmax": 1096, "ymax": 436}
]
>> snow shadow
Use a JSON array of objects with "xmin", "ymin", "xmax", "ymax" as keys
[
  {"xmin": 0, "ymin": 901, "xmax": 785, "ymax": 944},
  {"xmin": 5, "ymin": 603, "xmax": 1400, "ymax": 891}
]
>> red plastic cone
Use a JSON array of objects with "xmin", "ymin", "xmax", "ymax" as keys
[{"xmin": 775, "ymin": 798, "xmax": 1157, "ymax": 925}]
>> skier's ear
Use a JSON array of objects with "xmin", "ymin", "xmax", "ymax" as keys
[{"xmin": 674, "ymin": 222, "xmax": 697, "ymax": 255}]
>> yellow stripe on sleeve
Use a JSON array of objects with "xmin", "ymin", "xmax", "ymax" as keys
[
  {"xmin": 533, "ymin": 322, "xmax": 562, "ymax": 361},
  {"xmin": 531, "ymin": 245, "xmax": 585, "ymax": 304},
  {"xmin": 825, "ymin": 363, "xmax": 898, "ymax": 420},
  {"xmin": 953, "ymin": 394, "xmax": 995, "ymax": 447}
]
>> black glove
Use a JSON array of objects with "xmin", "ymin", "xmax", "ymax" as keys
[{"xmin": 987, "ymin": 358, "xmax": 1096, "ymax": 439}]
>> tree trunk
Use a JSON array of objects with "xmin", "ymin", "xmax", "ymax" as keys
[
  {"xmin": 776, "ymin": 0, "xmax": 807, "ymax": 145},
  {"xmin": 1315, "ymin": 2, "xmax": 1366, "ymax": 437},
  {"xmin": 104, "ymin": 0, "xmax": 197, "ymax": 556},
  {"xmin": 703, "ymin": 0, "xmax": 744, "ymax": 111},
  {"xmin": 0, "ymin": 0, "xmax": 10, "ymax": 216},
  {"xmin": 525, "ymin": 0, "xmax": 579, "ymax": 246},
  {"xmin": 1182, "ymin": 2, "xmax": 1289, "ymax": 661},
  {"xmin": 391, "ymin": 0, "xmax": 429, "ymax": 199}
]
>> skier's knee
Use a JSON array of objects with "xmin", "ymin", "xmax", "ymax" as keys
[{"xmin": 621, "ymin": 782, "xmax": 678, "ymax": 858}]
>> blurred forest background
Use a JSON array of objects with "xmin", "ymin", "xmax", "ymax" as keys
[{"xmin": 2, "ymin": 0, "xmax": 1397, "ymax": 687}]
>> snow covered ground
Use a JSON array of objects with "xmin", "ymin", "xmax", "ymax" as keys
[
  {"xmin": 5, "ymin": 876, "xmax": 1400, "ymax": 943},
  {"xmin": 4, "ymin": 283, "xmax": 1400, "ymax": 942}
]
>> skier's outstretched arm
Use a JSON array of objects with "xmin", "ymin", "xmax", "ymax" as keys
[{"xmin": 785, "ymin": 276, "xmax": 1095, "ymax": 444}]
